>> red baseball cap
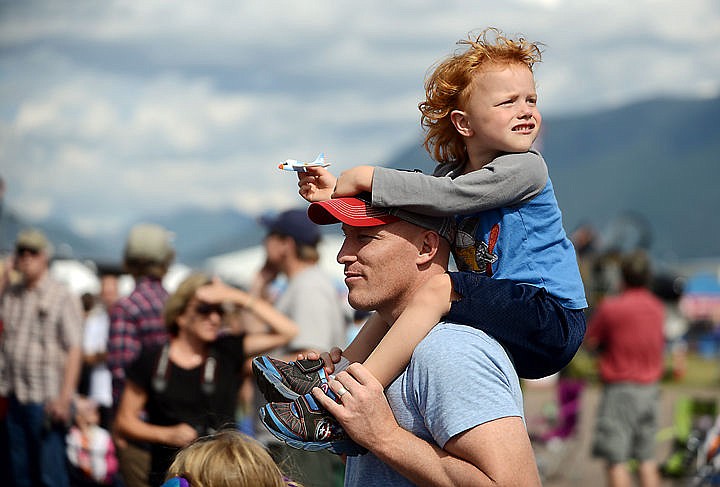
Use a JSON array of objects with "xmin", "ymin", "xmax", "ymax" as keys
[{"xmin": 308, "ymin": 196, "xmax": 401, "ymax": 227}]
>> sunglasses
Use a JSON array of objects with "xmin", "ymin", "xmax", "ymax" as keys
[
  {"xmin": 16, "ymin": 246, "xmax": 40, "ymax": 257},
  {"xmin": 194, "ymin": 302, "xmax": 225, "ymax": 317}
]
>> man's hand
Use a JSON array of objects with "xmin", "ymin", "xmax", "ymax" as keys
[
  {"xmin": 332, "ymin": 166, "xmax": 374, "ymax": 197},
  {"xmin": 312, "ymin": 363, "xmax": 400, "ymax": 449},
  {"xmin": 46, "ymin": 396, "xmax": 73, "ymax": 425},
  {"xmin": 298, "ymin": 166, "xmax": 336, "ymax": 202}
]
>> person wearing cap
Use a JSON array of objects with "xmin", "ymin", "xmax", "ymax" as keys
[
  {"xmin": 260, "ymin": 198, "xmax": 540, "ymax": 486},
  {"xmin": 107, "ymin": 223, "xmax": 175, "ymax": 487},
  {"xmin": 250, "ymin": 208, "xmax": 347, "ymax": 487},
  {"xmin": 0, "ymin": 228, "xmax": 84, "ymax": 487}
]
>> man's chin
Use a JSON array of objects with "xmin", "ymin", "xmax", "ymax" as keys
[{"xmin": 347, "ymin": 295, "xmax": 373, "ymax": 312}]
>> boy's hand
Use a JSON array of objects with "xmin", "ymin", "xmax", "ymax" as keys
[
  {"xmin": 298, "ymin": 166, "xmax": 336, "ymax": 202},
  {"xmin": 298, "ymin": 347, "xmax": 344, "ymax": 375},
  {"xmin": 332, "ymin": 166, "xmax": 374, "ymax": 197}
]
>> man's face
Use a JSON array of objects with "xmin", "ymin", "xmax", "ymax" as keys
[
  {"xmin": 263, "ymin": 233, "xmax": 289, "ymax": 272},
  {"xmin": 337, "ymin": 221, "xmax": 424, "ymax": 316},
  {"xmin": 15, "ymin": 246, "xmax": 48, "ymax": 283},
  {"xmin": 99, "ymin": 275, "xmax": 119, "ymax": 309}
]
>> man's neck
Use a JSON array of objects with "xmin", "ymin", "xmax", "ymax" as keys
[
  {"xmin": 381, "ymin": 277, "xmax": 434, "ymax": 325},
  {"xmin": 23, "ymin": 269, "xmax": 47, "ymax": 289}
]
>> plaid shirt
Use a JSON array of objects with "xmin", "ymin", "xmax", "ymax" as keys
[
  {"xmin": 107, "ymin": 276, "xmax": 169, "ymax": 406},
  {"xmin": 0, "ymin": 274, "xmax": 83, "ymax": 404}
]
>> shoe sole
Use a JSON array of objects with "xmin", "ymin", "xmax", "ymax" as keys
[
  {"xmin": 258, "ymin": 406, "xmax": 366, "ymax": 456},
  {"xmin": 252, "ymin": 356, "xmax": 302, "ymax": 403}
]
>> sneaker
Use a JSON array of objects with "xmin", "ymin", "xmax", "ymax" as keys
[
  {"xmin": 259, "ymin": 393, "xmax": 367, "ymax": 456},
  {"xmin": 252, "ymin": 356, "xmax": 328, "ymax": 403}
]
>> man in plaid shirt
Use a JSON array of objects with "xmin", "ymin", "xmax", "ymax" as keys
[
  {"xmin": 108, "ymin": 223, "xmax": 174, "ymax": 487},
  {"xmin": 1, "ymin": 228, "xmax": 83, "ymax": 487}
]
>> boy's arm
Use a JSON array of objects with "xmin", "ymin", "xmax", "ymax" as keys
[
  {"xmin": 372, "ymin": 151, "xmax": 548, "ymax": 216},
  {"xmin": 342, "ymin": 312, "xmax": 389, "ymax": 364},
  {"xmin": 363, "ymin": 273, "xmax": 452, "ymax": 387}
]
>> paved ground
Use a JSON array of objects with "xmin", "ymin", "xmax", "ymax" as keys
[{"xmin": 523, "ymin": 380, "xmax": 718, "ymax": 486}]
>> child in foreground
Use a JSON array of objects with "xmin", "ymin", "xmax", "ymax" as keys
[
  {"xmin": 254, "ymin": 27, "xmax": 587, "ymax": 453},
  {"xmin": 161, "ymin": 429, "xmax": 302, "ymax": 487}
]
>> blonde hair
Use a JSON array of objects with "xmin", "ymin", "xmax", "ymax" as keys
[
  {"xmin": 166, "ymin": 429, "xmax": 299, "ymax": 487},
  {"xmin": 163, "ymin": 273, "xmax": 211, "ymax": 336},
  {"xmin": 420, "ymin": 27, "xmax": 543, "ymax": 166}
]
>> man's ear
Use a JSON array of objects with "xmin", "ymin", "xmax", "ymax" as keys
[
  {"xmin": 416, "ymin": 231, "xmax": 440, "ymax": 265},
  {"xmin": 450, "ymin": 110, "xmax": 473, "ymax": 137}
]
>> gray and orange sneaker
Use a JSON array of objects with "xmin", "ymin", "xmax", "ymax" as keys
[
  {"xmin": 252, "ymin": 356, "xmax": 329, "ymax": 403},
  {"xmin": 259, "ymin": 393, "xmax": 366, "ymax": 456}
]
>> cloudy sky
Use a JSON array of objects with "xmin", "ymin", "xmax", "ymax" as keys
[{"xmin": 2, "ymin": 0, "xmax": 719, "ymax": 238}]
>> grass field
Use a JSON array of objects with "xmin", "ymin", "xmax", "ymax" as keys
[{"xmin": 564, "ymin": 348, "xmax": 720, "ymax": 388}]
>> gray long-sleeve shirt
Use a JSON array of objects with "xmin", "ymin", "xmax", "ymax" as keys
[{"xmin": 371, "ymin": 150, "xmax": 548, "ymax": 215}]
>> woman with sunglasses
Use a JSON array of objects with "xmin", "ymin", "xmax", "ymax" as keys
[{"xmin": 114, "ymin": 273, "xmax": 299, "ymax": 485}]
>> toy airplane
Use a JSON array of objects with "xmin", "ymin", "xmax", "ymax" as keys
[{"xmin": 278, "ymin": 153, "xmax": 330, "ymax": 172}]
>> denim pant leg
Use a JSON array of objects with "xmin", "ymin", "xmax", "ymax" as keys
[
  {"xmin": 6, "ymin": 397, "xmax": 69, "ymax": 487},
  {"xmin": 40, "ymin": 422, "xmax": 69, "ymax": 487},
  {"xmin": 6, "ymin": 397, "xmax": 42, "ymax": 487}
]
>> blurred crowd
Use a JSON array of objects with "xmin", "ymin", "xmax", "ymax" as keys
[
  {"xmin": 0, "ymin": 217, "xmax": 718, "ymax": 487},
  {"xmin": 0, "ymin": 209, "xmax": 353, "ymax": 487}
]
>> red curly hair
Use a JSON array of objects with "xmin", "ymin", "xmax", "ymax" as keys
[{"xmin": 419, "ymin": 28, "xmax": 543, "ymax": 166}]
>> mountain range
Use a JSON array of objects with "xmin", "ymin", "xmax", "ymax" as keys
[{"xmin": 1, "ymin": 95, "xmax": 718, "ymax": 267}]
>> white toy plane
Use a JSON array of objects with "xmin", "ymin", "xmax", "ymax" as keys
[{"xmin": 278, "ymin": 153, "xmax": 330, "ymax": 172}]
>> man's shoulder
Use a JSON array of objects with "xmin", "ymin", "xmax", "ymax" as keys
[
  {"xmin": 414, "ymin": 322, "xmax": 510, "ymax": 363},
  {"xmin": 112, "ymin": 293, "xmax": 138, "ymax": 313},
  {"xmin": 421, "ymin": 321, "xmax": 501, "ymax": 343},
  {"xmin": 41, "ymin": 277, "xmax": 81, "ymax": 307},
  {"xmin": 41, "ymin": 274, "xmax": 72, "ymax": 293},
  {"xmin": 118, "ymin": 283, "xmax": 167, "ymax": 309}
]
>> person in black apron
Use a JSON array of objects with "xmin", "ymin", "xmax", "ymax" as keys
[{"xmin": 113, "ymin": 273, "xmax": 299, "ymax": 485}]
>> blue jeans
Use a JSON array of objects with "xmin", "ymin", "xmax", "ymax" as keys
[{"xmin": 6, "ymin": 396, "xmax": 69, "ymax": 487}]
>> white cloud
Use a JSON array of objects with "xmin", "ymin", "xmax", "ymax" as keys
[
  {"xmin": 16, "ymin": 196, "xmax": 53, "ymax": 221},
  {"xmin": 1, "ymin": 0, "xmax": 718, "ymax": 237}
]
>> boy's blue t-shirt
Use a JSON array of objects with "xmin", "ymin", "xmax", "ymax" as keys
[
  {"xmin": 454, "ymin": 178, "xmax": 587, "ymax": 309},
  {"xmin": 344, "ymin": 323, "xmax": 524, "ymax": 486}
]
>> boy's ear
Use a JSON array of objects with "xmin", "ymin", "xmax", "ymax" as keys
[{"xmin": 450, "ymin": 110, "xmax": 473, "ymax": 137}]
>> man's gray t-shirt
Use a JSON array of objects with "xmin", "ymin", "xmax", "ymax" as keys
[
  {"xmin": 345, "ymin": 322, "xmax": 524, "ymax": 486},
  {"xmin": 275, "ymin": 265, "xmax": 346, "ymax": 353}
]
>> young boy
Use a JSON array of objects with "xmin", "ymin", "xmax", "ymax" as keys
[{"xmin": 255, "ymin": 27, "xmax": 587, "ymax": 453}]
